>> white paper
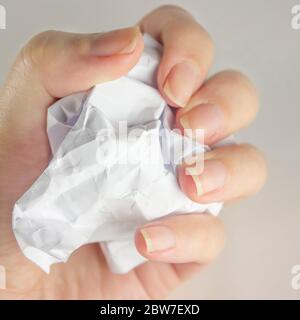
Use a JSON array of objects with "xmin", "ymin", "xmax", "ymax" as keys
[{"xmin": 12, "ymin": 34, "xmax": 224, "ymax": 274}]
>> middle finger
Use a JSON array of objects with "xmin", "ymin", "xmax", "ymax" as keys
[{"xmin": 176, "ymin": 70, "xmax": 259, "ymax": 146}]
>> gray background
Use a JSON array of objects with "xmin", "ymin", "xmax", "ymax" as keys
[{"xmin": 0, "ymin": 0, "xmax": 299, "ymax": 299}]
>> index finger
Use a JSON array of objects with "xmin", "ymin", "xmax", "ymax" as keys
[{"xmin": 139, "ymin": 5, "xmax": 214, "ymax": 108}]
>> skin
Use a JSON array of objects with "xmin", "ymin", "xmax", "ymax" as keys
[{"xmin": 0, "ymin": 5, "xmax": 267, "ymax": 299}]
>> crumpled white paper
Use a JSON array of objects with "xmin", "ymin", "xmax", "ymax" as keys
[{"xmin": 12, "ymin": 34, "xmax": 224, "ymax": 274}]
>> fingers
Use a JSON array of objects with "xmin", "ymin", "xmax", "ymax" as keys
[
  {"xmin": 139, "ymin": 5, "xmax": 214, "ymax": 108},
  {"xmin": 135, "ymin": 213, "xmax": 226, "ymax": 264},
  {"xmin": 178, "ymin": 144, "xmax": 267, "ymax": 203},
  {"xmin": 176, "ymin": 70, "xmax": 259, "ymax": 145}
]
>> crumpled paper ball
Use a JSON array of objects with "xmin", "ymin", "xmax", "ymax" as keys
[{"xmin": 12, "ymin": 34, "xmax": 224, "ymax": 274}]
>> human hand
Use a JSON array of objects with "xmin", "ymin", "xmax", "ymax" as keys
[{"xmin": 0, "ymin": 5, "xmax": 266, "ymax": 299}]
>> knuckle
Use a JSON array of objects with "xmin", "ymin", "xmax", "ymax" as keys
[
  {"xmin": 17, "ymin": 31, "xmax": 53, "ymax": 70},
  {"xmin": 216, "ymin": 69, "xmax": 259, "ymax": 117},
  {"xmin": 189, "ymin": 26, "xmax": 214, "ymax": 64},
  {"xmin": 218, "ymin": 69, "xmax": 250, "ymax": 82},
  {"xmin": 213, "ymin": 218, "xmax": 227, "ymax": 254},
  {"xmin": 205, "ymin": 229, "xmax": 226, "ymax": 263},
  {"xmin": 141, "ymin": 4, "xmax": 193, "ymax": 26},
  {"xmin": 19, "ymin": 30, "xmax": 58, "ymax": 70},
  {"xmin": 155, "ymin": 4, "xmax": 191, "ymax": 16},
  {"xmin": 231, "ymin": 143, "xmax": 267, "ymax": 195},
  {"xmin": 217, "ymin": 70, "xmax": 256, "ymax": 93},
  {"xmin": 195, "ymin": 214, "xmax": 226, "ymax": 264},
  {"xmin": 142, "ymin": 5, "xmax": 214, "ymax": 68},
  {"xmin": 242, "ymin": 143, "xmax": 268, "ymax": 191},
  {"xmin": 29, "ymin": 30, "xmax": 57, "ymax": 46},
  {"xmin": 240, "ymin": 143, "xmax": 265, "ymax": 162},
  {"xmin": 206, "ymin": 143, "xmax": 267, "ymax": 194}
]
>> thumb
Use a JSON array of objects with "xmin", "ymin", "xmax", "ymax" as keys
[
  {"xmin": 0, "ymin": 26, "xmax": 143, "ymax": 201},
  {"xmin": 31, "ymin": 27, "xmax": 144, "ymax": 98},
  {"xmin": 1, "ymin": 26, "xmax": 143, "ymax": 111}
]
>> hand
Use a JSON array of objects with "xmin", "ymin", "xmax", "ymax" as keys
[{"xmin": 0, "ymin": 5, "xmax": 266, "ymax": 299}]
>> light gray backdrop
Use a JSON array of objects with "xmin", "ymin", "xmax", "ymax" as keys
[{"xmin": 0, "ymin": 0, "xmax": 299, "ymax": 299}]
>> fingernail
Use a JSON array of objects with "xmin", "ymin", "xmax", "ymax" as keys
[
  {"xmin": 186, "ymin": 160, "xmax": 227, "ymax": 196},
  {"xmin": 180, "ymin": 103, "xmax": 224, "ymax": 143},
  {"xmin": 163, "ymin": 62, "xmax": 200, "ymax": 107},
  {"xmin": 89, "ymin": 27, "xmax": 140, "ymax": 56},
  {"xmin": 140, "ymin": 225, "xmax": 176, "ymax": 253}
]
